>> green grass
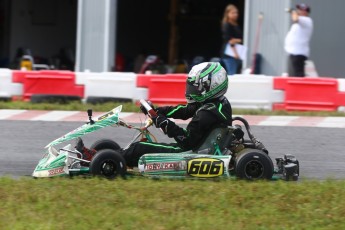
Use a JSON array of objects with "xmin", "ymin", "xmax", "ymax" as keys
[
  {"xmin": 1, "ymin": 177, "xmax": 345, "ymax": 229},
  {"xmin": 0, "ymin": 100, "xmax": 344, "ymax": 116}
]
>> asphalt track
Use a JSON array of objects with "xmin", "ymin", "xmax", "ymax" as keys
[{"xmin": 1, "ymin": 120, "xmax": 345, "ymax": 180}]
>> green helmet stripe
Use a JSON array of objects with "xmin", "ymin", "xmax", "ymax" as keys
[
  {"xmin": 212, "ymin": 63, "xmax": 222, "ymax": 74},
  {"xmin": 167, "ymin": 105, "xmax": 186, "ymax": 117},
  {"xmin": 188, "ymin": 62, "xmax": 220, "ymax": 83},
  {"xmin": 200, "ymin": 63, "xmax": 217, "ymax": 78}
]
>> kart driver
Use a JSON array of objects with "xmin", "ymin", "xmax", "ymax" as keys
[
  {"xmin": 122, "ymin": 62, "xmax": 232, "ymax": 167},
  {"xmin": 78, "ymin": 62, "xmax": 232, "ymax": 167}
]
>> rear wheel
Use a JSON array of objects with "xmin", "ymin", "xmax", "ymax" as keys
[
  {"xmin": 89, "ymin": 149, "xmax": 126, "ymax": 179},
  {"xmin": 235, "ymin": 149, "xmax": 274, "ymax": 180},
  {"xmin": 90, "ymin": 139, "xmax": 120, "ymax": 152}
]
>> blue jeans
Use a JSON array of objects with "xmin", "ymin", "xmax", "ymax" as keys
[{"xmin": 222, "ymin": 56, "xmax": 239, "ymax": 75}]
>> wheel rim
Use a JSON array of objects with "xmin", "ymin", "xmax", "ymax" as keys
[
  {"xmin": 244, "ymin": 160, "xmax": 264, "ymax": 179},
  {"xmin": 101, "ymin": 160, "xmax": 118, "ymax": 177}
]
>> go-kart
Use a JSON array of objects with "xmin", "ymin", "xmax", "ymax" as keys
[{"xmin": 32, "ymin": 100, "xmax": 299, "ymax": 181}]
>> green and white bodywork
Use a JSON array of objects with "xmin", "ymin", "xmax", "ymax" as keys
[
  {"xmin": 32, "ymin": 106, "xmax": 122, "ymax": 177},
  {"xmin": 32, "ymin": 104, "xmax": 234, "ymax": 179},
  {"xmin": 138, "ymin": 153, "xmax": 232, "ymax": 179},
  {"xmin": 137, "ymin": 127, "xmax": 234, "ymax": 179},
  {"xmin": 46, "ymin": 106, "xmax": 122, "ymax": 148}
]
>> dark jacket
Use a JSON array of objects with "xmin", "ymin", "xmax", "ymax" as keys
[
  {"xmin": 221, "ymin": 22, "xmax": 243, "ymax": 57},
  {"xmin": 156, "ymin": 96, "xmax": 232, "ymax": 150}
]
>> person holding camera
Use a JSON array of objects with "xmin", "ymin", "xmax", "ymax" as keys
[{"xmin": 284, "ymin": 3, "xmax": 313, "ymax": 77}]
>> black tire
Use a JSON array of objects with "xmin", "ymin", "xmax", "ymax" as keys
[
  {"xmin": 90, "ymin": 139, "xmax": 121, "ymax": 152},
  {"xmin": 0, "ymin": 97, "xmax": 11, "ymax": 102},
  {"xmin": 89, "ymin": 149, "xmax": 127, "ymax": 179},
  {"xmin": 235, "ymin": 149, "xmax": 274, "ymax": 180},
  {"xmin": 86, "ymin": 96, "xmax": 132, "ymax": 104},
  {"xmin": 30, "ymin": 94, "xmax": 81, "ymax": 103}
]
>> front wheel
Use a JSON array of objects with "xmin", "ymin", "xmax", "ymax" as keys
[
  {"xmin": 235, "ymin": 149, "xmax": 274, "ymax": 180},
  {"xmin": 89, "ymin": 149, "xmax": 127, "ymax": 179}
]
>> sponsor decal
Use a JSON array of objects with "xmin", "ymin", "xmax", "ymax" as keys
[
  {"xmin": 187, "ymin": 158, "xmax": 224, "ymax": 178},
  {"xmin": 48, "ymin": 167, "xmax": 65, "ymax": 176},
  {"xmin": 144, "ymin": 162, "xmax": 185, "ymax": 171},
  {"xmin": 98, "ymin": 110, "xmax": 115, "ymax": 121}
]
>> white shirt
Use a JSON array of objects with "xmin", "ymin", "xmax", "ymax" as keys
[{"xmin": 284, "ymin": 16, "xmax": 313, "ymax": 57}]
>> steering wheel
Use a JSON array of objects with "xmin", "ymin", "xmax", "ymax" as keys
[{"xmin": 139, "ymin": 99, "xmax": 157, "ymax": 118}]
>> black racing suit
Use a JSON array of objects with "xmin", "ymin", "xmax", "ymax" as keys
[{"xmin": 122, "ymin": 96, "xmax": 232, "ymax": 167}]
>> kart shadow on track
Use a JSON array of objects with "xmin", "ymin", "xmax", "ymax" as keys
[{"xmin": 32, "ymin": 100, "xmax": 299, "ymax": 181}]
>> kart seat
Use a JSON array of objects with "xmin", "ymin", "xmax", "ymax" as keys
[{"xmin": 193, "ymin": 126, "xmax": 235, "ymax": 155}]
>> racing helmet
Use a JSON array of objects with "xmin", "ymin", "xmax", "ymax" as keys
[{"xmin": 185, "ymin": 62, "xmax": 228, "ymax": 103}]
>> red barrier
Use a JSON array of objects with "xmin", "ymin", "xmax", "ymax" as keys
[
  {"xmin": 12, "ymin": 70, "xmax": 30, "ymax": 83},
  {"xmin": 137, "ymin": 74, "xmax": 187, "ymax": 105},
  {"xmin": 273, "ymin": 77, "xmax": 345, "ymax": 111},
  {"xmin": 149, "ymin": 78, "xmax": 187, "ymax": 105},
  {"xmin": 13, "ymin": 70, "xmax": 84, "ymax": 101}
]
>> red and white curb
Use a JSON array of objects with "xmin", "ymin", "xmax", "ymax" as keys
[{"xmin": 0, "ymin": 109, "xmax": 344, "ymax": 128}]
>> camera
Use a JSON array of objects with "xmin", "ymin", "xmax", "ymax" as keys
[{"xmin": 285, "ymin": 8, "xmax": 295, "ymax": 13}]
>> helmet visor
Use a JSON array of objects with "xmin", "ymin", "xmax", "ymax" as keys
[{"xmin": 185, "ymin": 82, "xmax": 200, "ymax": 103}]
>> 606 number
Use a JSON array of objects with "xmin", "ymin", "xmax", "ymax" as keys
[{"xmin": 187, "ymin": 158, "xmax": 224, "ymax": 178}]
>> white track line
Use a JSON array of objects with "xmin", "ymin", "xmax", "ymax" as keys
[
  {"xmin": 257, "ymin": 116, "xmax": 299, "ymax": 126},
  {"xmin": 31, "ymin": 111, "xmax": 81, "ymax": 121},
  {"xmin": 32, "ymin": 111, "xmax": 136, "ymax": 121},
  {"xmin": 316, "ymin": 117, "xmax": 345, "ymax": 128},
  {"xmin": 0, "ymin": 109, "xmax": 27, "ymax": 119},
  {"xmin": 118, "ymin": 112, "xmax": 134, "ymax": 118},
  {"xmin": 1, "ymin": 110, "xmax": 345, "ymax": 128}
]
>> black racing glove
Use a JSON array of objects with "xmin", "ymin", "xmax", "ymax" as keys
[
  {"xmin": 152, "ymin": 115, "xmax": 169, "ymax": 134},
  {"xmin": 140, "ymin": 101, "xmax": 155, "ymax": 115}
]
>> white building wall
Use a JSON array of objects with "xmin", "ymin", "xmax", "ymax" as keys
[
  {"xmin": 75, "ymin": 0, "xmax": 117, "ymax": 72},
  {"xmin": 293, "ymin": 0, "xmax": 345, "ymax": 78},
  {"xmin": 244, "ymin": 0, "xmax": 291, "ymax": 76}
]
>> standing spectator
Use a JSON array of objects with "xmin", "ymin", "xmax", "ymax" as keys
[
  {"xmin": 284, "ymin": 3, "xmax": 313, "ymax": 77},
  {"xmin": 221, "ymin": 4, "xmax": 243, "ymax": 75}
]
